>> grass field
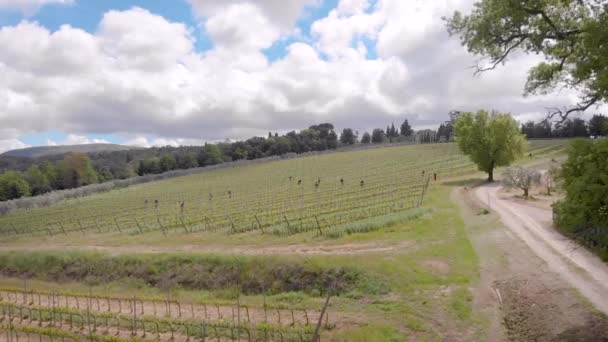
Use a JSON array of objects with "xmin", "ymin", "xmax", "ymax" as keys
[{"xmin": 0, "ymin": 140, "xmax": 569, "ymax": 341}]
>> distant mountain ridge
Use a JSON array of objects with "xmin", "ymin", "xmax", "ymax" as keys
[{"xmin": 1, "ymin": 144, "xmax": 137, "ymax": 158}]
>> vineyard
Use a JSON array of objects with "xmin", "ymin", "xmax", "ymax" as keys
[
  {"xmin": 0, "ymin": 141, "xmax": 566, "ymax": 240},
  {"xmin": 0, "ymin": 140, "xmax": 570, "ymax": 341},
  {"xmin": 0, "ymin": 287, "xmax": 327, "ymax": 341}
]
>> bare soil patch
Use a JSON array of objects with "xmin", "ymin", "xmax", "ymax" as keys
[
  {"xmin": 420, "ymin": 260, "xmax": 450, "ymax": 276},
  {"xmin": 0, "ymin": 240, "xmax": 414, "ymax": 256},
  {"xmin": 454, "ymin": 186, "xmax": 608, "ymax": 341}
]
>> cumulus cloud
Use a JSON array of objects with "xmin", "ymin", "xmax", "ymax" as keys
[
  {"xmin": 0, "ymin": 0, "xmax": 72, "ymax": 15},
  {"xmin": 0, "ymin": 0, "xmax": 591, "ymax": 153},
  {"xmin": 45, "ymin": 134, "xmax": 110, "ymax": 146}
]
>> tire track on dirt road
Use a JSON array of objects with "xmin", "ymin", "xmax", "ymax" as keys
[{"xmin": 474, "ymin": 183, "xmax": 608, "ymax": 315}]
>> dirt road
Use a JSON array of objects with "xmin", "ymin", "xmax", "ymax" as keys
[{"xmin": 474, "ymin": 183, "xmax": 608, "ymax": 316}]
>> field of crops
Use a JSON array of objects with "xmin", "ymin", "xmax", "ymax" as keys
[
  {"xmin": 0, "ymin": 287, "xmax": 324, "ymax": 341},
  {"xmin": 0, "ymin": 141, "xmax": 567, "ymax": 240},
  {"xmin": 0, "ymin": 140, "xmax": 570, "ymax": 341}
]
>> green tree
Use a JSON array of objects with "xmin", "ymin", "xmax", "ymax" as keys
[
  {"xmin": 400, "ymin": 119, "xmax": 413, "ymax": 136},
  {"xmin": 454, "ymin": 110, "xmax": 526, "ymax": 182},
  {"xmin": 589, "ymin": 114, "xmax": 608, "ymax": 136},
  {"xmin": 361, "ymin": 132, "xmax": 371, "ymax": 144},
  {"xmin": 339, "ymin": 128, "xmax": 357, "ymax": 145},
  {"xmin": 56, "ymin": 153, "xmax": 98, "ymax": 189},
  {"xmin": 197, "ymin": 144, "xmax": 223, "ymax": 166},
  {"xmin": 554, "ymin": 139, "xmax": 608, "ymax": 259},
  {"xmin": 38, "ymin": 161, "xmax": 59, "ymax": 190},
  {"xmin": 0, "ymin": 171, "xmax": 31, "ymax": 201},
  {"xmin": 137, "ymin": 159, "xmax": 160, "ymax": 175},
  {"xmin": 445, "ymin": 1, "xmax": 608, "ymax": 121},
  {"xmin": 176, "ymin": 153, "xmax": 198, "ymax": 169},
  {"xmin": 371, "ymin": 129, "xmax": 386, "ymax": 144},
  {"xmin": 159, "ymin": 154, "xmax": 177, "ymax": 172},
  {"xmin": 25, "ymin": 165, "xmax": 51, "ymax": 195}
]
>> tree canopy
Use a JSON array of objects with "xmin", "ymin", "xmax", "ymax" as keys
[
  {"xmin": 400, "ymin": 119, "xmax": 414, "ymax": 136},
  {"xmin": 445, "ymin": 0, "xmax": 608, "ymax": 121},
  {"xmin": 454, "ymin": 110, "xmax": 526, "ymax": 181},
  {"xmin": 555, "ymin": 138, "xmax": 608, "ymax": 260},
  {"xmin": 339, "ymin": 128, "xmax": 357, "ymax": 145}
]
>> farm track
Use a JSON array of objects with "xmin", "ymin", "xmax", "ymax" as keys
[
  {"xmin": 0, "ymin": 240, "xmax": 415, "ymax": 256},
  {"xmin": 474, "ymin": 183, "xmax": 608, "ymax": 316}
]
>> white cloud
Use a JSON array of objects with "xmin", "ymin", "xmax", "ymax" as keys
[
  {"xmin": 0, "ymin": 0, "xmax": 72, "ymax": 15},
  {"xmin": 0, "ymin": 139, "xmax": 29, "ymax": 153},
  {"xmin": 46, "ymin": 134, "xmax": 110, "ymax": 146},
  {"xmin": 0, "ymin": 0, "xmax": 591, "ymax": 151},
  {"xmin": 124, "ymin": 136, "xmax": 205, "ymax": 148}
]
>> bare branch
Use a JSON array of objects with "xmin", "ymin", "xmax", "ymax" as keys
[
  {"xmin": 473, "ymin": 38, "xmax": 526, "ymax": 75},
  {"xmin": 545, "ymin": 95, "xmax": 600, "ymax": 123}
]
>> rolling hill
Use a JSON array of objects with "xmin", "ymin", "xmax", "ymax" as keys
[{"xmin": 1, "ymin": 143, "xmax": 137, "ymax": 158}]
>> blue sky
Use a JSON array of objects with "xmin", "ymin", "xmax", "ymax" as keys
[
  {"xmin": 0, "ymin": 0, "xmax": 580, "ymax": 152},
  {"xmin": 0, "ymin": 0, "xmax": 380, "ymax": 149},
  {"xmin": 0, "ymin": 0, "xmax": 346, "ymax": 62}
]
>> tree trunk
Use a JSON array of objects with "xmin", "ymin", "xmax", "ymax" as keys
[
  {"xmin": 524, "ymin": 188, "xmax": 529, "ymax": 199},
  {"xmin": 487, "ymin": 160, "xmax": 495, "ymax": 182}
]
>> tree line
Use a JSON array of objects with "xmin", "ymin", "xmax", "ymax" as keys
[
  {"xmin": 0, "ymin": 153, "xmax": 98, "ymax": 201},
  {"xmin": 0, "ymin": 120, "xmax": 415, "ymax": 201},
  {"xmin": 521, "ymin": 114, "xmax": 608, "ymax": 139}
]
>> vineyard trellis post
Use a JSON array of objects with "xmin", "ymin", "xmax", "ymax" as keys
[{"xmin": 312, "ymin": 293, "xmax": 332, "ymax": 342}]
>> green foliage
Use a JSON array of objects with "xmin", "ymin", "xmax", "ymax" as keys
[
  {"xmin": 339, "ymin": 128, "xmax": 357, "ymax": 145},
  {"xmin": 360, "ymin": 132, "xmax": 371, "ymax": 144},
  {"xmin": 371, "ymin": 128, "xmax": 386, "ymax": 143},
  {"xmin": 0, "ymin": 251, "xmax": 366, "ymax": 295},
  {"xmin": 400, "ymin": 119, "xmax": 413, "ymax": 137},
  {"xmin": 197, "ymin": 143, "xmax": 223, "ymax": 166},
  {"xmin": 55, "ymin": 153, "xmax": 98, "ymax": 189},
  {"xmin": 554, "ymin": 139, "xmax": 608, "ymax": 259},
  {"xmin": 589, "ymin": 114, "xmax": 608, "ymax": 137},
  {"xmin": 26, "ymin": 164, "xmax": 51, "ymax": 195},
  {"xmin": 159, "ymin": 154, "xmax": 177, "ymax": 172},
  {"xmin": 0, "ymin": 171, "xmax": 31, "ymax": 200},
  {"xmin": 450, "ymin": 287, "xmax": 473, "ymax": 321},
  {"xmin": 454, "ymin": 110, "xmax": 526, "ymax": 181},
  {"xmin": 445, "ymin": 0, "xmax": 608, "ymax": 119}
]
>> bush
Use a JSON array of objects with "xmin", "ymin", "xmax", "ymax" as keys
[
  {"xmin": 554, "ymin": 139, "xmax": 608, "ymax": 260},
  {"xmin": 0, "ymin": 252, "xmax": 370, "ymax": 296}
]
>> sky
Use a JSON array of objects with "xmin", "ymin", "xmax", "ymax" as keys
[{"xmin": 0, "ymin": 0, "xmax": 592, "ymax": 153}]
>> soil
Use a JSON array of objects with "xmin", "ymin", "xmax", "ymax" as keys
[
  {"xmin": 0, "ymin": 240, "xmax": 415, "ymax": 256},
  {"xmin": 455, "ymin": 185, "xmax": 608, "ymax": 341}
]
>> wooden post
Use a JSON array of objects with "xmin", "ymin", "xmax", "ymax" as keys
[
  {"xmin": 311, "ymin": 294, "xmax": 331, "ymax": 342},
  {"xmin": 114, "ymin": 218, "xmax": 122, "ymax": 233},
  {"xmin": 314, "ymin": 216, "xmax": 323, "ymax": 235},
  {"xmin": 283, "ymin": 215, "xmax": 292, "ymax": 234},
  {"xmin": 254, "ymin": 214, "xmax": 264, "ymax": 234}
]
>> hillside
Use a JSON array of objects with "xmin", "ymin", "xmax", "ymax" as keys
[
  {"xmin": 1, "ymin": 143, "xmax": 136, "ymax": 158},
  {"xmin": 0, "ymin": 140, "xmax": 593, "ymax": 341}
]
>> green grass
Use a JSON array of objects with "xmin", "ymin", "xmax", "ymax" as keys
[{"xmin": 0, "ymin": 139, "xmax": 571, "ymax": 340}]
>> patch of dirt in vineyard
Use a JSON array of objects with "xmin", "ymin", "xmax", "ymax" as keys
[
  {"xmin": 0, "ymin": 240, "xmax": 415, "ymax": 256},
  {"xmin": 420, "ymin": 260, "xmax": 450, "ymax": 276}
]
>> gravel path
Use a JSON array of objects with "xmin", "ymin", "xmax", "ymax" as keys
[{"xmin": 474, "ymin": 183, "xmax": 608, "ymax": 315}]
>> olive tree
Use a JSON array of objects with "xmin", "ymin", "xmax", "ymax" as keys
[
  {"xmin": 503, "ymin": 167, "xmax": 542, "ymax": 199},
  {"xmin": 454, "ymin": 110, "xmax": 527, "ymax": 182},
  {"xmin": 445, "ymin": 0, "xmax": 608, "ymax": 121},
  {"xmin": 543, "ymin": 162, "xmax": 561, "ymax": 195}
]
